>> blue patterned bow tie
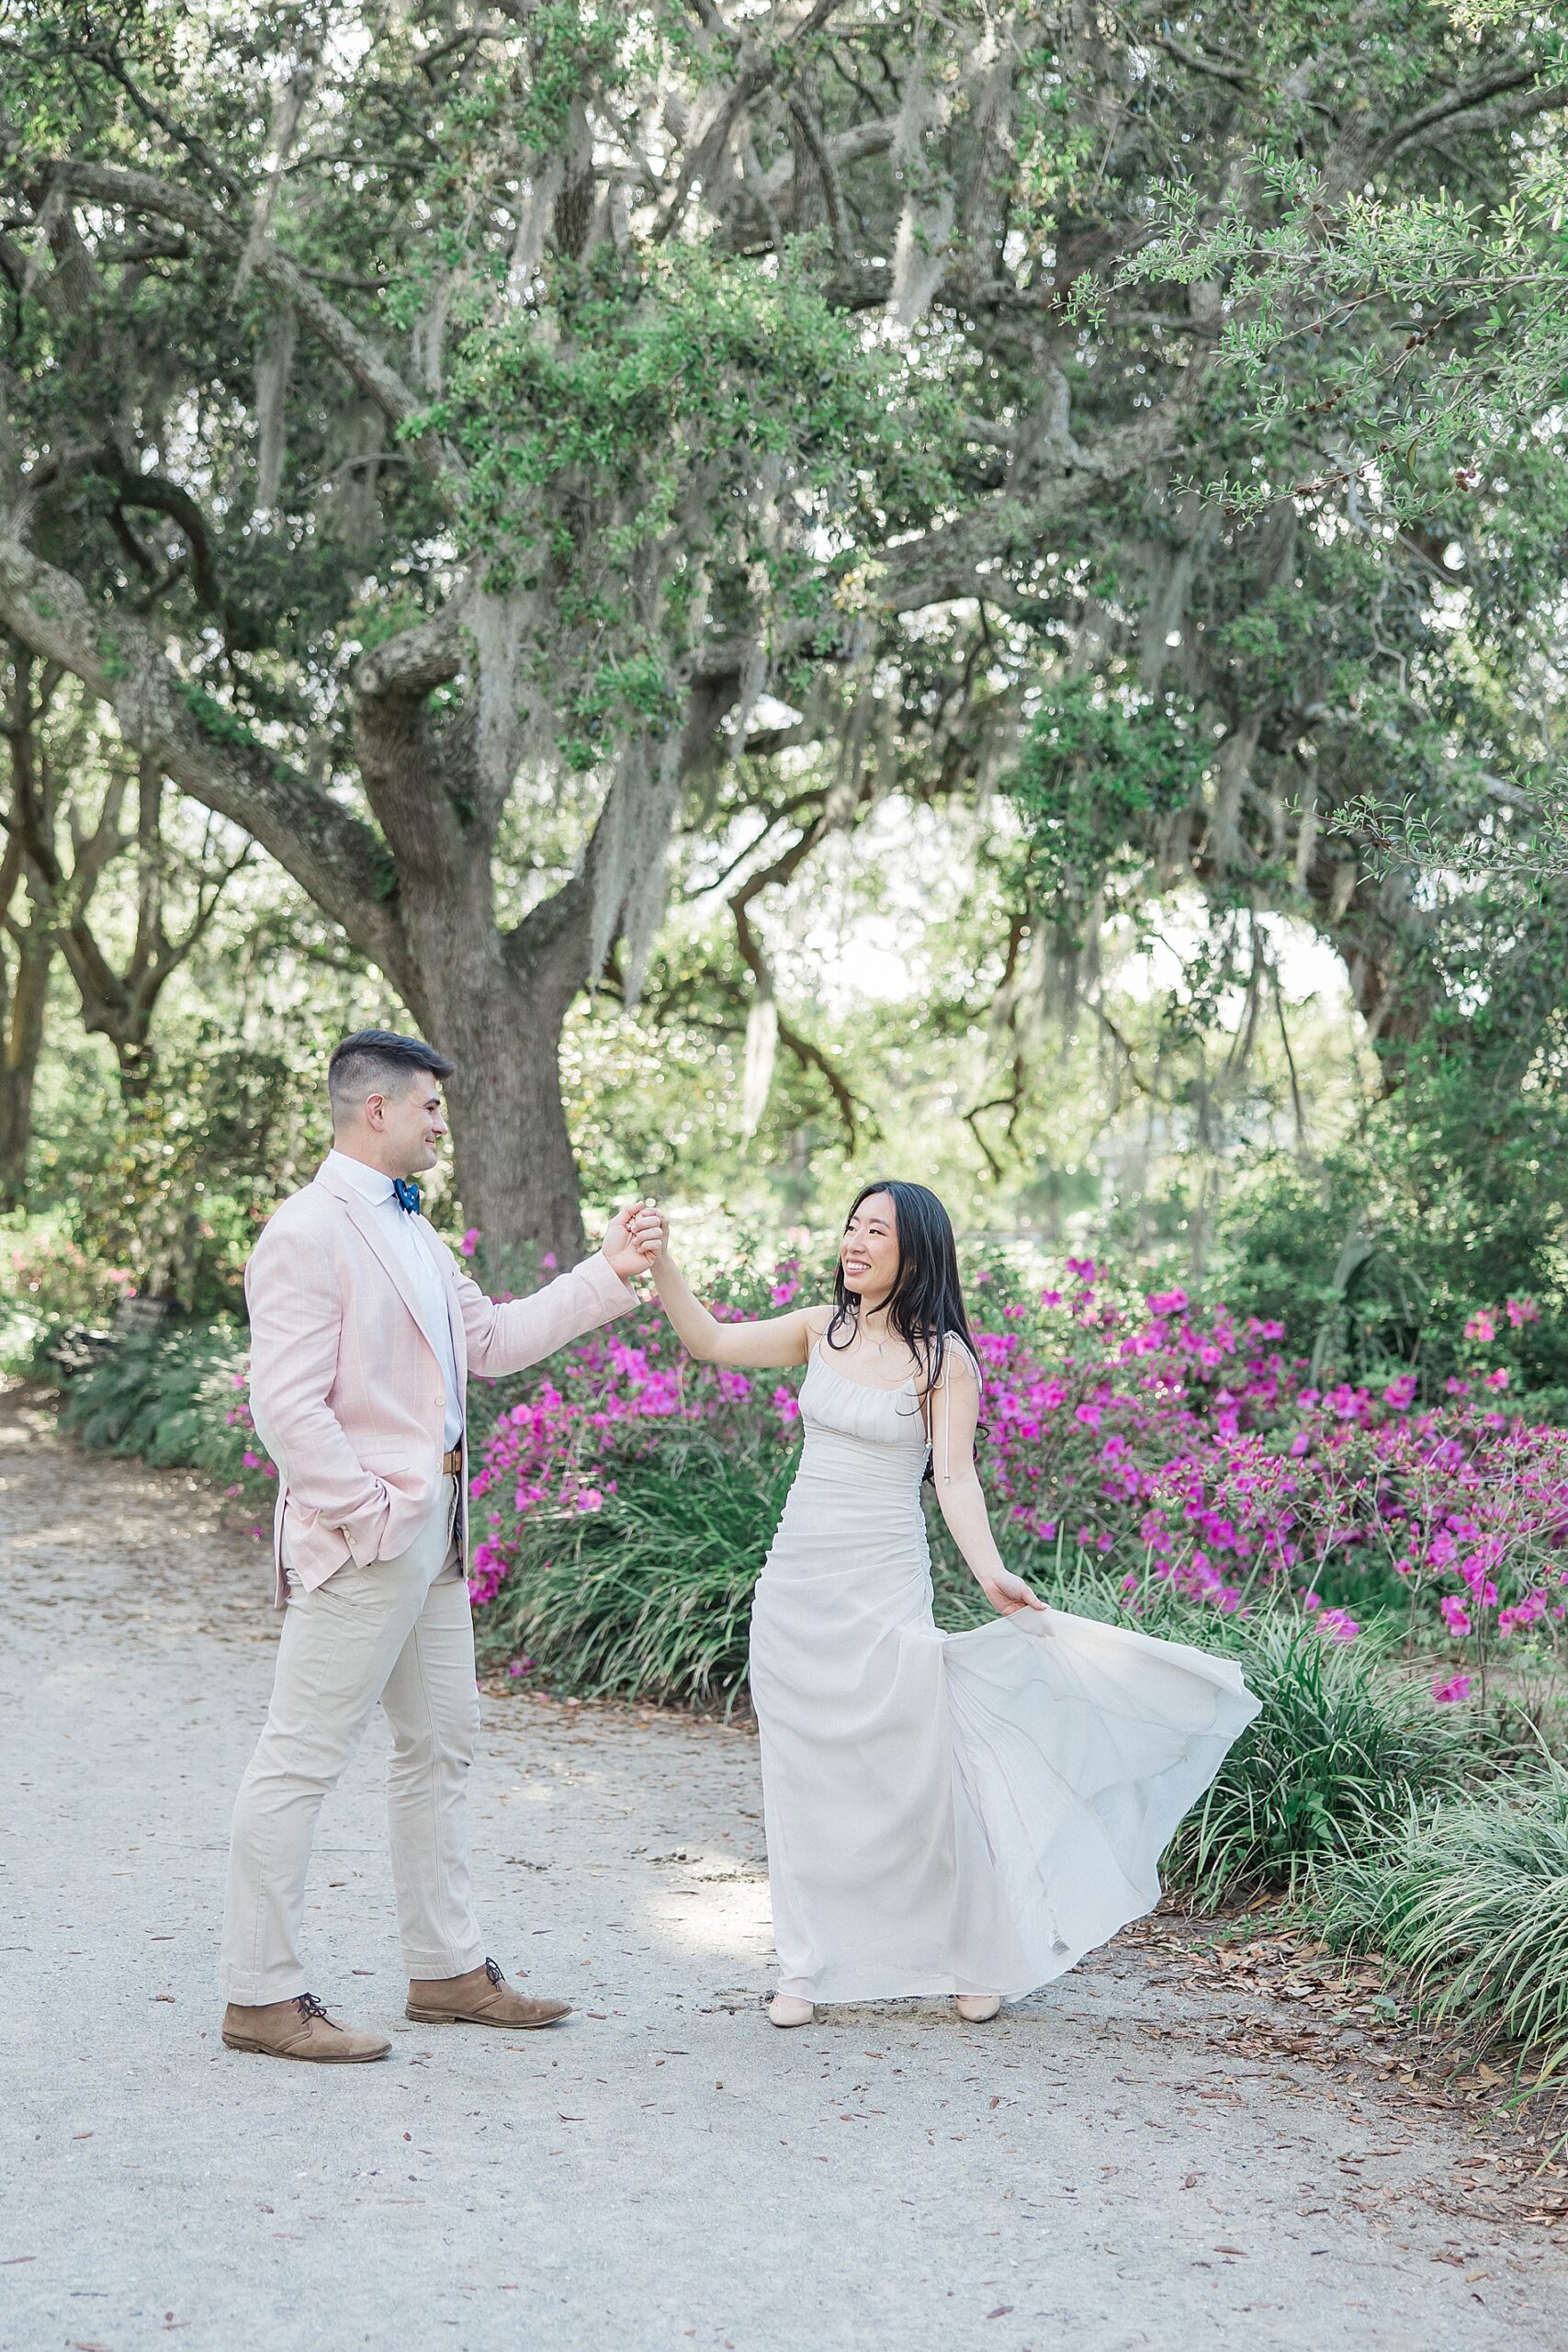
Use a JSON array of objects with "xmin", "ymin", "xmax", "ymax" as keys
[{"xmin": 391, "ymin": 1177, "xmax": 421, "ymax": 1216}]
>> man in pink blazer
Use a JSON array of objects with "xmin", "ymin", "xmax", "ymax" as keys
[{"xmin": 220, "ymin": 1028, "xmax": 661, "ymax": 2063}]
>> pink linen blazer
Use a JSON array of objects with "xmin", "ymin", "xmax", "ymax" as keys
[{"xmin": 244, "ymin": 1157, "xmax": 637, "ymax": 1605}]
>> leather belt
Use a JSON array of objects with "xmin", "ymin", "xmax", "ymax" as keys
[{"xmin": 441, "ymin": 1447, "xmax": 463, "ymax": 1476}]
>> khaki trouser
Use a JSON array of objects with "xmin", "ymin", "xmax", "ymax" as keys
[{"xmin": 220, "ymin": 1478, "xmax": 485, "ymax": 2003}]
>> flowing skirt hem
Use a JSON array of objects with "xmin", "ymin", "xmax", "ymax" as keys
[{"xmin": 768, "ymin": 1607, "xmax": 1261, "ymax": 2006}]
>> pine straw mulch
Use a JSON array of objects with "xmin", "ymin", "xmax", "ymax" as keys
[{"xmin": 1114, "ymin": 1900, "xmax": 1568, "ymax": 2235}]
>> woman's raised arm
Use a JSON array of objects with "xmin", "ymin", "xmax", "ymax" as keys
[{"xmin": 650, "ymin": 1238, "xmax": 826, "ymax": 1370}]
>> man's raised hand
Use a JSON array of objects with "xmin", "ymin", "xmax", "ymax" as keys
[{"xmin": 602, "ymin": 1200, "xmax": 667, "ymax": 1282}]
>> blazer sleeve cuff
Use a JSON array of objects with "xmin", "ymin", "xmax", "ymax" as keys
[
  {"xmin": 340, "ymin": 1485, "xmax": 391, "ymax": 1568},
  {"xmin": 581, "ymin": 1249, "xmax": 638, "ymax": 1317}
]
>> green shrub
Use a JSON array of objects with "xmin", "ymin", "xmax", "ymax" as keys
[
  {"xmin": 68, "ymin": 1040, "xmax": 331, "ymax": 1317},
  {"xmin": 0, "ymin": 1303, "xmax": 53, "ymax": 1379},
  {"xmin": 475, "ymin": 1430, "xmax": 1476, "ymax": 1920},
  {"xmin": 1314, "ymin": 1770, "xmax": 1568, "ymax": 2080},
  {"xmin": 1213, "ymin": 1084, "xmax": 1568, "ymax": 1402},
  {"xmin": 474, "ymin": 1418, "xmax": 1102, "ymax": 1713},
  {"xmin": 61, "ymin": 1321, "xmax": 257, "ymax": 1486}
]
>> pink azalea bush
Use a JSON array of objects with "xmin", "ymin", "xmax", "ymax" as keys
[
  {"xmin": 207, "ymin": 1241, "xmax": 1568, "ymax": 1700},
  {"xmin": 968, "ymin": 1267, "xmax": 1568, "ymax": 1680},
  {"xmin": 467, "ymin": 1292, "xmax": 799, "ymax": 1610},
  {"xmin": 4, "ymin": 1222, "xmax": 132, "ymax": 1330},
  {"xmin": 462, "ymin": 1255, "xmax": 1568, "ymax": 1700}
]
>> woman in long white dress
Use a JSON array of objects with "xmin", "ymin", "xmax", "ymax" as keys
[{"xmin": 648, "ymin": 1180, "xmax": 1260, "ymax": 2028}]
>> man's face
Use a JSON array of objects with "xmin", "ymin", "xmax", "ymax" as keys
[{"xmin": 369, "ymin": 1074, "xmax": 447, "ymax": 1177}]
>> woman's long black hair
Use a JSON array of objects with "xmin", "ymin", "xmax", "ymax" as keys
[{"xmin": 823, "ymin": 1180, "xmax": 979, "ymax": 1414}]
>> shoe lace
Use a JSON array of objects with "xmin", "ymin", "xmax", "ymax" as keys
[
  {"xmin": 295, "ymin": 1992, "xmax": 334, "ymax": 2026},
  {"xmin": 482, "ymin": 1957, "xmax": 505, "ymax": 1988}
]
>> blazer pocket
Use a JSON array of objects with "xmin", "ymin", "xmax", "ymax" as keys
[{"xmin": 359, "ymin": 1446, "xmax": 413, "ymax": 1477}]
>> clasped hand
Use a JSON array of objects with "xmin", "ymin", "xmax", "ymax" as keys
[{"xmin": 602, "ymin": 1200, "xmax": 668, "ymax": 1282}]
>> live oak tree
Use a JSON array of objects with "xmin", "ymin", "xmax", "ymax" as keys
[
  {"xmin": 3, "ymin": 0, "xmax": 1564, "ymax": 1249},
  {"xmin": 3, "ymin": 0, "xmax": 947, "ymax": 1250},
  {"xmin": 959, "ymin": 1, "xmax": 1568, "ymax": 1088}
]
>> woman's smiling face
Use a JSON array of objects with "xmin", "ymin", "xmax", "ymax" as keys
[{"xmin": 840, "ymin": 1191, "xmax": 900, "ymax": 1304}]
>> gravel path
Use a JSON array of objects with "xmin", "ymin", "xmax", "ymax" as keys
[{"xmin": 4, "ymin": 1385, "xmax": 1566, "ymax": 2352}]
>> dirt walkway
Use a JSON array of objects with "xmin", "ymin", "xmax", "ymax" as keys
[{"xmin": 3, "ymin": 1386, "xmax": 1566, "ymax": 2352}]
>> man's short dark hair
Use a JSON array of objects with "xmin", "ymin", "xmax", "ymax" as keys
[{"xmin": 327, "ymin": 1029, "xmax": 456, "ymax": 1118}]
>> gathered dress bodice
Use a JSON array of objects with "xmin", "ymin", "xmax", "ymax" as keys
[{"xmin": 792, "ymin": 1343, "xmax": 929, "ymax": 1504}]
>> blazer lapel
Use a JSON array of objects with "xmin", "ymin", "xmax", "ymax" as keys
[
  {"xmin": 315, "ymin": 1164, "xmax": 441, "ymax": 1368},
  {"xmin": 424, "ymin": 1218, "xmax": 469, "ymax": 1389}
]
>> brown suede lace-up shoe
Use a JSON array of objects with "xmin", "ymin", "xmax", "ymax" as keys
[
  {"xmin": 405, "ymin": 1956, "xmax": 570, "ymax": 2030},
  {"xmin": 221, "ymin": 1991, "xmax": 391, "ymax": 2063}
]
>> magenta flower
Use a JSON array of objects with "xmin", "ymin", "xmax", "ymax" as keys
[
  {"xmin": 460, "ymin": 1228, "xmax": 479, "ymax": 1258},
  {"xmin": 1431, "ymin": 1672, "xmax": 1472, "ymax": 1704}
]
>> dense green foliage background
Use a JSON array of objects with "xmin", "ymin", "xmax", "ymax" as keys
[{"xmin": 4, "ymin": 0, "xmax": 1568, "ymax": 1381}]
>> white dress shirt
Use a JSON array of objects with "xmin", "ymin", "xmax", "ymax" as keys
[{"xmin": 324, "ymin": 1150, "xmax": 465, "ymax": 1450}]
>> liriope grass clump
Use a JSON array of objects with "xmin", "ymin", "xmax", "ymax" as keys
[
  {"xmin": 1159, "ymin": 1615, "xmax": 1472, "ymax": 1906},
  {"xmin": 1314, "ymin": 1770, "xmax": 1568, "ymax": 2077},
  {"xmin": 473, "ymin": 1426, "xmax": 795, "ymax": 1715}
]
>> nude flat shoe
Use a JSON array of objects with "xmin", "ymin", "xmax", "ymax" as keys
[
  {"xmin": 955, "ymin": 1993, "xmax": 1002, "ymax": 2022},
  {"xmin": 768, "ymin": 1993, "xmax": 816, "ymax": 2028}
]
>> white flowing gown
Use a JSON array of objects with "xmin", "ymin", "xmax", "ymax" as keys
[{"xmin": 748, "ymin": 1342, "xmax": 1262, "ymax": 2004}]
